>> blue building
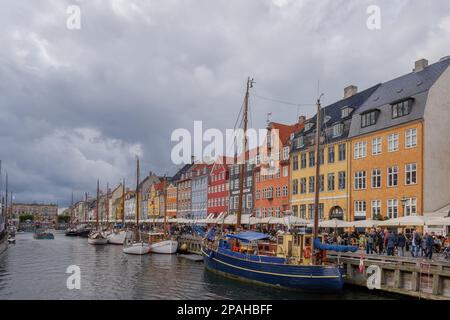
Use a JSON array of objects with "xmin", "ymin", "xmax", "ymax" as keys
[{"xmin": 191, "ymin": 164, "xmax": 211, "ymax": 219}]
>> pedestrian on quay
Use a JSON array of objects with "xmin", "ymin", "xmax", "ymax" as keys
[
  {"xmin": 425, "ymin": 233, "xmax": 434, "ymax": 260},
  {"xmin": 386, "ymin": 231, "xmax": 396, "ymax": 256},
  {"xmin": 421, "ymin": 233, "xmax": 428, "ymax": 257},
  {"xmin": 366, "ymin": 231, "xmax": 374, "ymax": 254},
  {"xmin": 397, "ymin": 232, "xmax": 406, "ymax": 257},
  {"xmin": 377, "ymin": 231, "xmax": 384, "ymax": 255},
  {"xmin": 412, "ymin": 230, "xmax": 421, "ymax": 257}
]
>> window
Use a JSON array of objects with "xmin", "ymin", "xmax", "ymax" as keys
[
  {"xmin": 371, "ymin": 200, "xmax": 381, "ymax": 218},
  {"xmin": 341, "ymin": 107, "xmax": 352, "ymax": 118},
  {"xmin": 308, "ymin": 176, "xmax": 315, "ymax": 193},
  {"xmin": 299, "ymin": 205, "xmax": 306, "ymax": 219},
  {"xmin": 361, "ymin": 110, "xmax": 377, "ymax": 127},
  {"xmin": 301, "ymin": 153, "xmax": 307, "ymax": 168},
  {"xmin": 318, "ymin": 149, "xmax": 324, "ymax": 165},
  {"xmin": 404, "ymin": 198, "xmax": 417, "ymax": 216},
  {"xmin": 246, "ymin": 194, "xmax": 252, "ymax": 209},
  {"xmin": 300, "ymin": 178, "xmax": 307, "ymax": 194},
  {"xmin": 309, "ymin": 151, "xmax": 315, "ymax": 167},
  {"xmin": 293, "ymin": 156, "xmax": 299, "ymax": 171},
  {"xmin": 405, "ymin": 163, "xmax": 417, "ymax": 185},
  {"xmin": 392, "ymin": 99, "xmax": 411, "ymax": 118},
  {"xmin": 354, "ymin": 141, "xmax": 367, "ymax": 159},
  {"xmin": 283, "ymin": 166, "xmax": 288, "ymax": 177},
  {"xmin": 319, "ymin": 175, "xmax": 324, "ymax": 192},
  {"xmin": 255, "ymin": 172, "xmax": 260, "ymax": 183},
  {"xmin": 305, "ymin": 123, "xmax": 313, "ymax": 131},
  {"xmin": 388, "ymin": 166, "xmax": 398, "ymax": 187},
  {"xmin": 387, "ymin": 199, "xmax": 398, "ymax": 219},
  {"xmin": 338, "ymin": 171, "xmax": 346, "ymax": 190},
  {"xmin": 328, "ymin": 146, "xmax": 335, "ymax": 163},
  {"xmin": 338, "ymin": 144, "xmax": 346, "ymax": 161},
  {"xmin": 256, "ymin": 190, "xmax": 260, "ymax": 200},
  {"xmin": 308, "ymin": 204, "xmax": 314, "ymax": 219},
  {"xmin": 333, "ymin": 123, "xmax": 343, "ymax": 137},
  {"xmin": 246, "ymin": 176, "xmax": 252, "ymax": 187},
  {"xmin": 405, "ymin": 128, "xmax": 417, "ymax": 148},
  {"xmin": 282, "ymin": 185, "xmax": 288, "ymax": 197},
  {"xmin": 319, "ymin": 203, "xmax": 324, "ymax": 219},
  {"xmin": 292, "ymin": 205, "xmax": 298, "ymax": 217},
  {"xmin": 283, "ymin": 146, "xmax": 289, "ymax": 160},
  {"xmin": 388, "ymin": 133, "xmax": 399, "ymax": 152},
  {"xmin": 296, "ymin": 136, "xmax": 304, "ymax": 148},
  {"xmin": 372, "ymin": 137, "xmax": 382, "ymax": 155},
  {"xmin": 275, "ymin": 187, "xmax": 281, "ymax": 197},
  {"xmin": 292, "ymin": 179, "xmax": 299, "ymax": 195},
  {"xmin": 327, "ymin": 173, "xmax": 335, "ymax": 191},
  {"xmin": 354, "ymin": 171, "xmax": 366, "ymax": 190},
  {"xmin": 371, "ymin": 169, "xmax": 381, "ymax": 188},
  {"xmin": 354, "ymin": 201, "xmax": 366, "ymax": 216}
]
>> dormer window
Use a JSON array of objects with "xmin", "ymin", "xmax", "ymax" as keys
[
  {"xmin": 341, "ymin": 107, "xmax": 353, "ymax": 118},
  {"xmin": 323, "ymin": 115, "xmax": 332, "ymax": 124},
  {"xmin": 333, "ymin": 123, "xmax": 344, "ymax": 137},
  {"xmin": 296, "ymin": 136, "xmax": 304, "ymax": 148},
  {"xmin": 361, "ymin": 110, "xmax": 378, "ymax": 128},
  {"xmin": 392, "ymin": 98, "xmax": 412, "ymax": 119},
  {"xmin": 290, "ymin": 133, "xmax": 295, "ymax": 140},
  {"xmin": 304, "ymin": 123, "xmax": 313, "ymax": 131}
]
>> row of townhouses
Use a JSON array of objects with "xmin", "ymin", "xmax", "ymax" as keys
[{"xmin": 69, "ymin": 57, "xmax": 450, "ymax": 224}]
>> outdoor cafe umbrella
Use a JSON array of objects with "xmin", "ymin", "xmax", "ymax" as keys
[
  {"xmin": 351, "ymin": 219, "xmax": 380, "ymax": 228},
  {"xmin": 318, "ymin": 218, "xmax": 353, "ymax": 228},
  {"xmin": 377, "ymin": 215, "xmax": 428, "ymax": 227},
  {"xmin": 426, "ymin": 216, "xmax": 450, "ymax": 226}
]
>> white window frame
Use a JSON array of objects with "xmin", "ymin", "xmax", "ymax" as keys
[
  {"xmin": 372, "ymin": 137, "xmax": 382, "ymax": 155},
  {"xmin": 404, "ymin": 198, "xmax": 417, "ymax": 216},
  {"xmin": 371, "ymin": 200, "xmax": 381, "ymax": 218},
  {"xmin": 388, "ymin": 133, "xmax": 399, "ymax": 152},
  {"xmin": 405, "ymin": 128, "xmax": 417, "ymax": 149},
  {"xmin": 387, "ymin": 166, "xmax": 399, "ymax": 187},
  {"xmin": 354, "ymin": 141, "xmax": 367, "ymax": 159},
  {"xmin": 405, "ymin": 163, "xmax": 417, "ymax": 185},
  {"xmin": 387, "ymin": 199, "xmax": 398, "ymax": 219},
  {"xmin": 354, "ymin": 201, "xmax": 366, "ymax": 217},
  {"xmin": 282, "ymin": 146, "xmax": 289, "ymax": 160},
  {"xmin": 354, "ymin": 171, "xmax": 367, "ymax": 190},
  {"xmin": 371, "ymin": 168, "xmax": 381, "ymax": 189}
]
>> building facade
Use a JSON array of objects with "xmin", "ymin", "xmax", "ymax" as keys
[
  {"xmin": 254, "ymin": 120, "xmax": 304, "ymax": 218},
  {"xmin": 176, "ymin": 166, "xmax": 193, "ymax": 219},
  {"xmin": 290, "ymin": 85, "xmax": 380, "ymax": 221},
  {"xmin": 12, "ymin": 203, "xmax": 58, "ymax": 222},
  {"xmin": 348, "ymin": 57, "xmax": 450, "ymax": 221},
  {"xmin": 207, "ymin": 157, "xmax": 230, "ymax": 217},
  {"xmin": 191, "ymin": 164, "xmax": 212, "ymax": 219}
]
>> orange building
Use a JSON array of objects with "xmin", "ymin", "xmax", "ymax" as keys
[
  {"xmin": 348, "ymin": 57, "xmax": 450, "ymax": 223},
  {"xmin": 254, "ymin": 119, "xmax": 304, "ymax": 218}
]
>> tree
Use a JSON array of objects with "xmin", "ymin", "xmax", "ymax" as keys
[
  {"xmin": 57, "ymin": 215, "xmax": 70, "ymax": 223},
  {"xmin": 19, "ymin": 214, "xmax": 34, "ymax": 222}
]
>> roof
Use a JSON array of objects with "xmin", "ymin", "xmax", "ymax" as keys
[
  {"xmin": 291, "ymin": 84, "xmax": 381, "ymax": 152},
  {"xmin": 171, "ymin": 163, "xmax": 194, "ymax": 182},
  {"xmin": 348, "ymin": 57, "xmax": 450, "ymax": 138},
  {"xmin": 226, "ymin": 231, "xmax": 270, "ymax": 242}
]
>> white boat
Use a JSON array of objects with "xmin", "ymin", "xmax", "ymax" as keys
[
  {"xmin": 123, "ymin": 241, "xmax": 151, "ymax": 255},
  {"xmin": 150, "ymin": 239, "xmax": 178, "ymax": 254},
  {"xmin": 88, "ymin": 231, "xmax": 108, "ymax": 245},
  {"xmin": 107, "ymin": 230, "xmax": 126, "ymax": 245},
  {"xmin": 148, "ymin": 232, "xmax": 178, "ymax": 254}
]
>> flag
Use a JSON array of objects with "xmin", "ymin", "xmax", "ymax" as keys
[{"xmin": 359, "ymin": 254, "xmax": 364, "ymax": 273}]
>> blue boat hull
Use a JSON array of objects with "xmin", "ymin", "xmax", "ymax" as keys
[{"xmin": 201, "ymin": 247, "xmax": 345, "ymax": 292}]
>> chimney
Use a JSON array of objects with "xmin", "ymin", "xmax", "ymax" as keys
[
  {"xmin": 413, "ymin": 58, "xmax": 428, "ymax": 72},
  {"xmin": 191, "ymin": 155, "xmax": 195, "ymax": 164},
  {"xmin": 344, "ymin": 85, "xmax": 358, "ymax": 98},
  {"xmin": 298, "ymin": 115, "xmax": 306, "ymax": 124}
]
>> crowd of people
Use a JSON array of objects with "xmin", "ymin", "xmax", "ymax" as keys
[{"xmin": 324, "ymin": 228, "xmax": 450, "ymax": 260}]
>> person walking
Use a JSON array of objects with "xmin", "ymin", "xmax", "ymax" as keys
[
  {"xmin": 425, "ymin": 233, "xmax": 434, "ymax": 260},
  {"xmin": 421, "ymin": 234, "xmax": 427, "ymax": 257},
  {"xmin": 386, "ymin": 231, "xmax": 396, "ymax": 256},
  {"xmin": 413, "ymin": 231, "xmax": 421, "ymax": 257},
  {"xmin": 366, "ymin": 231, "xmax": 374, "ymax": 254},
  {"xmin": 397, "ymin": 232, "xmax": 406, "ymax": 257},
  {"xmin": 377, "ymin": 231, "xmax": 384, "ymax": 255}
]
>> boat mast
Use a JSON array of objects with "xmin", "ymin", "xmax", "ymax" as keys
[
  {"xmin": 122, "ymin": 178, "xmax": 125, "ymax": 224},
  {"xmin": 312, "ymin": 97, "xmax": 322, "ymax": 265},
  {"xmin": 236, "ymin": 77, "xmax": 254, "ymax": 228},
  {"xmin": 106, "ymin": 182, "xmax": 109, "ymax": 225},
  {"xmin": 84, "ymin": 192, "xmax": 88, "ymax": 223},
  {"xmin": 70, "ymin": 190, "xmax": 74, "ymax": 225},
  {"xmin": 135, "ymin": 156, "xmax": 140, "ymax": 228},
  {"xmin": 163, "ymin": 176, "xmax": 167, "ymax": 234},
  {"xmin": 96, "ymin": 179, "xmax": 100, "ymax": 231},
  {"xmin": 4, "ymin": 172, "xmax": 8, "ymax": 226}
]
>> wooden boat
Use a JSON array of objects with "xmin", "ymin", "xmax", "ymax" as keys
[
  {"xmin": 88, "ymin": 179, "xmax": 108, "ymax": 245},
  {"xmin": 65, "ymin": 227, "xmax": 78, "ymax": 236},
  {"xmin": 87, "ymin": 231, "xmax": 108, "ymax": 245},
  {"xmin": 148, "ymin": 232, "xmax": 178, "ymax": 254},
  {"xmin": 201, "ymin": 79, "xmax": 357, "ymax": 292}
]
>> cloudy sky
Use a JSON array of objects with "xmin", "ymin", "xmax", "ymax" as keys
[{"xmin": 1, "ymin": 0, "xmax": 450, "ymax": 207}]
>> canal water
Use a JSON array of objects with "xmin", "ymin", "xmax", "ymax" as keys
[{"xmin": 0, "ymin": 233, "xmax": 407, "ymax": 300}]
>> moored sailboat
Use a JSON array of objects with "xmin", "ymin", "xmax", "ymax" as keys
[
  {"xmin": 88, "ymin": 179, "xmax": 108, "ymax": 245},
  {"xmin": 108, "ymin": 180, "xmax": 126, "ymax": 244},
  {"xmin": 123, "ymin": 157, "xmax": 150, "ymax": 255}
]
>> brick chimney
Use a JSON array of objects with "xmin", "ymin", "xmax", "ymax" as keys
[
  {"xmin": 298, "ymin": 115, "xmax": 306, "ymax": 124},
  {"xmin": 344, "ymin": 85, "xmax": 358, "ymax": 98},
  {"xmin": 413, "ymin": 58, "xmax": 428, "ymax": 72}
]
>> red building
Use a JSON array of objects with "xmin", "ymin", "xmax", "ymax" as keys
[
  {"xmin": 254, "ymin": 118, "xmax": 305, "ymax": 218},
  {"xmin": 207, "ymin": 157, "xmax": 230, "ymax": 217}
]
